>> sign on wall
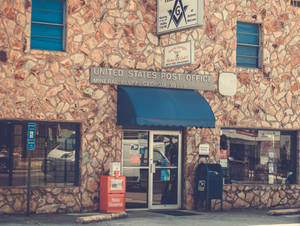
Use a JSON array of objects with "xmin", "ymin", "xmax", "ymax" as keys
[
  {"xmin": 199, "ymin": 143, "xmax": 209, "ymax": 156},
  {"xmin": 90, "ymin": 67, "xmax": 214, "ymax": 91},
  {"xmin": 218, "ymin": 72, "xmax": 237, "ymax": 96},
  {"xmin": 220, "ymin": 149, "xmax": 228, "ymax": 168},
  {"xmin": 27, "ymin": 123, "xmax": 36, "ymax": 150},
  {"xmin": 157, "ymin": 0, "xmax": 204, "ymax": 35},
  {"xmin": 164, "ymin": 40, "xmax": 194, "ymax": 68}
]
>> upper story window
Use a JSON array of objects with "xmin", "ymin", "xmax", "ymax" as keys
[
  {"xmin": 236, "ymin": 22, "xmax": 261, "ymax": 68},
  {"xmin": 291, "ymin": 0, "xmax": 300, "ymax": 7},
  {"xmin": 31, "ymin": 0, "xmax": 66, "ymax": 51}
]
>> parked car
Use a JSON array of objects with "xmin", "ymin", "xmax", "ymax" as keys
[
  {"xmin": 0, "ymin": 147, "xmax": 9, "ymax": 171},
  {"xmin": 42, "ymin": 134, "xmax": 76, "ymax": 182}
]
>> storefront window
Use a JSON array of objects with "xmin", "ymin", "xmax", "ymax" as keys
[
  {"xmin": 0, "ymin": 120, "xmax": 80, "ymax": 187},
  {"xmin": 221, "ymin": 129, "xmax": 297, "ymax": 185}
]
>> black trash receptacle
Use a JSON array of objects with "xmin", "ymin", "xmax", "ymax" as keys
[{"xmin": 194, "ymin": 163, "xmax": 223, "ymax": 210}]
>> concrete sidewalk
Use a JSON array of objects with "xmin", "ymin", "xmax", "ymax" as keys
[
  {"xmin": 267, "ymin": 208, "xmax": 300, "ymax": 216},
  {"xmin": 75, "ymin": 208, "xmax": 300, "ymax": 224},
  {"xmin": 0, "ymin": 208, "xmax": 299, "ymax": 226},
  {"xmin": 75, "ymin": 212, "xmax": 128, "ymax": 223}
]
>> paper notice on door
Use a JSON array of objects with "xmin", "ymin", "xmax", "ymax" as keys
[
  {"xmin": 161, "ymin": 169, "xmax": 170, "ymax": 181},
  {"xmin": 110, "ymin": 179, "xmax": 123, "ymax": 191},
  {"xmin": 130, "ymin": 154, "xmax": 141, "ymax": 165}
]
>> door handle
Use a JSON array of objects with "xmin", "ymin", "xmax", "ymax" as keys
[{"xmin": 150, "ymin": 163, "xmax": 156, "ymax": 174}]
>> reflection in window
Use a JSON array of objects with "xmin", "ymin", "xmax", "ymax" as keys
[
  {"xmin": 0, "ymin": 123, "xmax": 27, "ymax": 186},
  {"xmin": 38, "ymin": 123, "xmax": 79, "ymax": 186},
  {"xmin": 122, "ymin": 131, "xmax": 149, "ymax": 167},
  {"xmin": 221, "ymin": 129, "xmax": 297, "ymax": 185},
  {"xmin": 0, "ymin": 121, "xmax": 80, "ymax": 187},
  {"xmin": 291, "ymin": 0, "xmax": 300, "ymax": 7}
]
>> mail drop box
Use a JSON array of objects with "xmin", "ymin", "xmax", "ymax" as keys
[
  {"xmin": 194, "ymin": 163, "xmax": 223, "ymax": 210},
  {"xmin": 100, "ymin": 176, "xmax": 126, "ymax": 213}
]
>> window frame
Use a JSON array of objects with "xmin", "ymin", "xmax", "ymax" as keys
[
  {"xmin": 291, "ymin": 0, "xmax": 300, "ymax": 7},
  {"xmin": 0, "ymin": 120, "xmax": 80, "ymax": 188},
  {"xmin": 30, "ymin": 0, "xmax": 66, "ymax": 51},
  {"xmin": 236, "ymin": 22, "xmax": 262, "ymax": 69},
  {"xmin": 221, "ymin": 128, "xmax": 298, "ymax": 185}
]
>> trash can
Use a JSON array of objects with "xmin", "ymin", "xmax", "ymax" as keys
[
  {"xmin": 99, "ymin": 175, "xmax": 126, "ymax": 213},
  {"xmin": 194, "ymin": 163, "xmax": 223, "ymax": 210}
]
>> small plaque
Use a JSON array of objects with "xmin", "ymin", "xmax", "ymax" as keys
[
  {"xmin": 164, "ymin": 40, "xmax": 194, "ymax": 68},
  {"xmin": 157, "ymin": 0, "xmax": 204, "ymax": 35},
  {"xmin": 199, "ymin": 144, "xmax": 209, "ymax": 156},
  {"xmin": 197, "ymin": 180, "xmax": 206, "ymax": 191},
  {"xmin": 218, "ymin": 72, "xmax": 237, "ymax": 96}
]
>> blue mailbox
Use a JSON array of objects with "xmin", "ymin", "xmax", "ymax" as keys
[{"xmin": 194, "ymin": 163, "xmax": 223, "ymax": 211}]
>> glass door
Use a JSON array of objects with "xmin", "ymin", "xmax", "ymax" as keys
[
  {"xmin": 122, "ymin": 131, "xmax": 149, "ymax": 209},
  {"xmin": 149, "ymin": 131, "xmax": 181, "ymax": 209},
  {"xmin": 122, "ymin": 130, "xmax": 181, "ymax": 209}
]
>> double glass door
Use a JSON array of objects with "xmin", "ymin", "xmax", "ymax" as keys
[{"xmin": 122, "ymin": 130, "xmax": 181, "ymax": 209}]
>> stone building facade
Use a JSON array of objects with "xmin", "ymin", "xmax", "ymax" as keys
[{"xmin": 0, "ymin": 0, "xmax": 299, "ymax": 214}]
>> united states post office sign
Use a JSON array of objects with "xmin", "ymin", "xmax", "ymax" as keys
[
  {"xmin": 157, "ymin": 0, "xmax": 204, "ymax": 35},
  {"xmin": 90, "ymin": 67, "xmax": 214, "ymax": 91}
]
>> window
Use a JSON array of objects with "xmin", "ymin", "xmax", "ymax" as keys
[
  {"xmin": 236, "ymin": 22, "xmax": 261, "ymax": 68},
  {"xmin": 0, "ymin": 121, "xmax": 80, "ymax": 187},
  {"xmin": 291, "ymin": 0, "xmax": 300, "ymax": 7},
  {"xmin": 31, "ymin": 0, "xmax": 66, "ymax": 51},
  {"xmin": 221, "ymin": 129, "xmax": 297, "ymax": 185}
]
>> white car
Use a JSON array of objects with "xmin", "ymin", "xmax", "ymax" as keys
[{"xmin": 42, "ymin": 135, "xmax": 76, "ymax": 182}]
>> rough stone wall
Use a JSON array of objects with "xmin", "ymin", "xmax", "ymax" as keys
[
  {"xmin": 193, "ymin": 184, "xmax": 300, "ymax": 211},
  {"xmin": 0, "ymin": 0, "xmax": 299, "ymax": 213},
  {"xmin": 298, "ymin": 132, "xmax": 300, "ymax": 183},
  {"xmin": 183, "ymin": 127, "xmax": 220, "ymax": 210},
  {"xmin": 192, "ymin": 184, "xmax": 300, "ymax": 211},
  {"xmin": 221, "ymin": 184, "xmax": 300, "ymax": 210},
  {"xmin": 0, "ymin": 189, "xmax": 27, "ymax": 213}
]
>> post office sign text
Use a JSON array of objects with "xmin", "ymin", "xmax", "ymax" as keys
[{"xmin": 90, "ymin": 67, "xmax": 214, "ymax": 91}]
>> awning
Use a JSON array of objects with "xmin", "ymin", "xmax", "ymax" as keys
[{"xmin": 117, "ymin": 86, "xmax": 215, "ymax": 128}]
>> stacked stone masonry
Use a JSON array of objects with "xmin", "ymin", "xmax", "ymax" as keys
[{"xmin": 0, "ymin": 0, "xmax": 299, "ymax": 213}]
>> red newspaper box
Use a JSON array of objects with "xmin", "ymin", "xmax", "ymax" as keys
[{"xmin": 99, "ymin": 175, "xmax": 126, "ymax": 213}]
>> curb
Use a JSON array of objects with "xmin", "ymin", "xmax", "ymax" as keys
[
  {"xmin": 267, "ymin": 208, "xmax": 300, "ymax": 216},
  {"xmin": 75, "ymin": 212, "xmax": 128, "ymax": 224}
]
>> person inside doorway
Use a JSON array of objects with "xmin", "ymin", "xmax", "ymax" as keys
[
  {"xmin": 161, "ymin": 136, "xmax": 178, "ymax": 204},
  {"xmin": 165, "ymin": 136, "xmax": 178, "ymax": 166}
]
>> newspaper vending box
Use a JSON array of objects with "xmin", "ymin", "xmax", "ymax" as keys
[{"xmin": 99, "ymin": 175, "xmax": 126, "ymax": 213}]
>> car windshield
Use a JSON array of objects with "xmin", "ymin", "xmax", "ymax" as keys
[
  {"xmin": 56, "ymin": 135, "xmax": 75, "ymax": 151},
  {"xmin": 153, "ymin": 149, "xmax": 169, "ymax": 165}
]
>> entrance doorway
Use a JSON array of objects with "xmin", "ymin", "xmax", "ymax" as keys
[{"xmin": 122, "ymin": 130, "xmax": 182, "ymax": 209}]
